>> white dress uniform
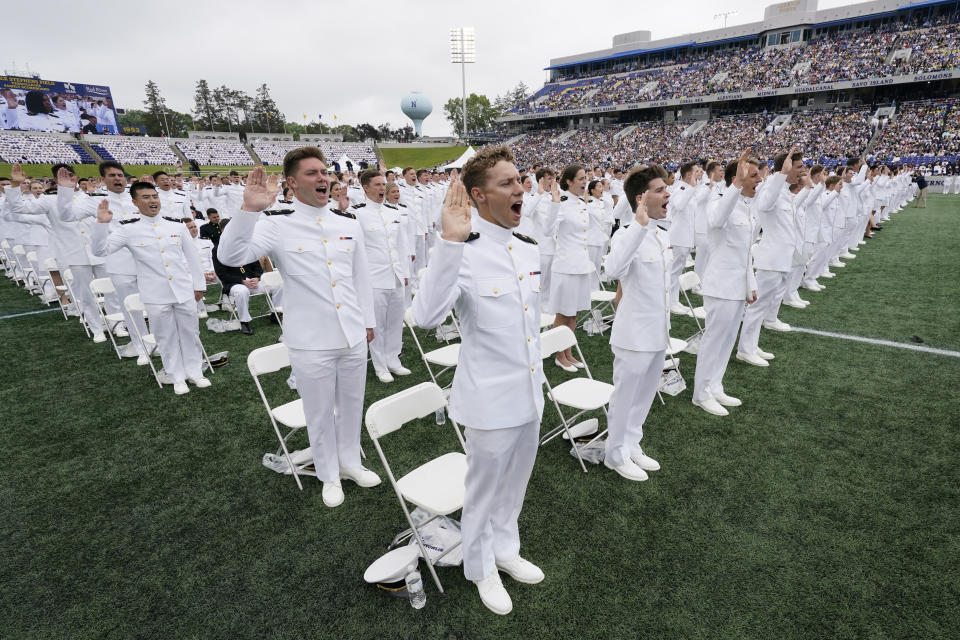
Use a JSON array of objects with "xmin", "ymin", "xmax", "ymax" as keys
[
  {"xmin": 693, "ymin": 182, "xmax": 720, "ymax": 280},
  {"xmin": 546, "ymin": 193, "xmax": 596, "ymax": 316},
  {"xmin": 526, "ymin": 192, "xmax": 557, "ymax": 309},
  {"xmin": 352, "ymin": 198, "xmax": 410, "ymax": 376},
  {"xmin": 738, "ymin": 173, "xmax": 806, "ymax": 355},
  {"xmin": 194, "ymin": 235, "xmax": 215, "ymax": 314},
  {"xmin": 217, "ymin": 198, "xmax": 376, "ymax": 484},
  {"xmin": 601, "ymin": 220, "xmax": 671, "ymax": 468},
  {"xmin": 59, "ymin": 188, "xmax": 150, "ymax": 354},
  {"xmin": 9, "ymin": 186, "xmax": 109, "ymax": 335},
  {"xmin": 412, "ymin": 216, "xmax": 545, "ymax": 582},
  {"xmin": 803, "ymin": 187, "xmax": 840, "ymax": 288},
  {"xmin": 693, "ymin": 185, "xmax": 758, "ymax": 404},
  {"xmin": 665, "ymin": 181, "xmax": 698, "ymax": 306},
  {"xmin": 3, "ymin": 196, "xmax": 56, "ymax": 298},
  {"xmin": 91, "ymin": 215, "xmax": 206, "ymax": 384},
  {"xmin": 585, "ymin": 196, "xmax": 614, "ymax": 274},
  {"xmin": 399, "ymin": 181, "xmax": 428, "ymax": 277},
  {"xmin": 157, "ymin": 187, "xmax": 193, "ymax": 221},
  {"xmin": 784, "ymin": 181, "xmax": 825, "ymax": 303}
]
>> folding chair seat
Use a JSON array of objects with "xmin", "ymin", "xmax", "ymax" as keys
[
  {"xmin": 11, "ymin": 245, "xmax": 34, "ymax": 289},
  {"xmin": 404, "ymin": 309, "xmax": 460, "ymax": 389},
  {"xmin": 539, "ymin": 325, "xmax": 614, "ymax": 472},
  {"xmin": 247, "ymin": 343, "xmax": 311, "ymax": 491},
  {"xmin": 123, "ymin": 294, "xmax": 164, "ymax": 386},
  {"xmin": 61, "ymin": 268, "xmax": 92, "ymax": 336},
  {"xmin": 26, "ymin": 251, "xmax": 53, "ymax": 298},
  {"xmin": 577, "ymin": 265, "xmax": 616, "ymax": 331},
  {"xmin": 259, "ymin": 270, "xmax": 284, "ymax": 325},
  {"xmin": 90, "ymin": 277, "xmax": 133, "ymax": 358},
  {"xmin": 678, "ymin": 271, "xmax": 706, "ymax": 322},
  {"xmin": 365, "ymin": 381, "xmax": 467, "ymax": 593}
]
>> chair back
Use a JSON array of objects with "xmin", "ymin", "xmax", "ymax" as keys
[
  {"xmin": 90, "ymin": 277, "xmax": 116, "ymax": 295},
  {"xmin": 365, "ymin": 382, "xmax": 445, "ymax": 440},
  {"xmin": 679, "ymin": 271, "xmax": 700, "ymax": 291},
  {"xmin": 247, "ymin": 343, "xmax": 291, "ymax": 376},
  {"xmin": 124, "ymin": 293, "xmax": 145, "ymax": 313},
  {"xmin": 26, "ymin": 251, "xmax": 37, "ymax": 262},
  {"xmin": 43, "ymin": 257, "xmax": 58, "ymax": 270},
  {"xmin": 260, "ymin": 270, "xmax": 283, "ymax": 288},
  {"xmin": 540, "ymin": 325, "xmax": 577, "ymax": 359},
  {"xmin": 13, "ymin": 245, "xmax": 25, "ymax": 256},
  {"xmin": 0, "ymin": 240, "xmax": 9, "ymax": 249}
]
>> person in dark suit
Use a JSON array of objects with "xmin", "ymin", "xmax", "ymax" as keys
[
  {"xmin": 213, "ymin": 240, "xmax": 264, "ymax": 335},
  {"xmin": 199, "ymin": 209, "xmax": 223, "ymax": 245}
]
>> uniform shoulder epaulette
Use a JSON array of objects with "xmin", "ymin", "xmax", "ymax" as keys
[
  {"xmin": 560, "ymin": 195, "xmax": 568, "ymax": 201},
  {"xmin": 162, "ymin": 216, "xmax": 184, "ymax": 223},
  {"xmin": 44, "ymin": 187, "xmax": 58, "ymax": 195},
  {"xmin": 465, "ymin": 231, "xmax": 480, "ymax": 242},
  {"xmin": 398, "ymin": 203, "xmax": 407, "ymax": 208},
  {"xmin": 173, "ymin": 190, "xmax": 187, "ymax": 195},
  {"xmin": 679, "ymin": 185, "xmax": 686, "ymax": 190},
  {"xmin": 88, "ymin": 192, "xmax": 106, "ymax": 197},
  {"xmin": 278, "ymin": 199, "xmax": 293, "ymax": 204},
  {"xmin": 512, "ymin": 231, "xmax": 537, "ymax": 245},
  {"xmin": 352, "ymin": 202, "xmax": 366, "ymax": 208},
  {"xmin": 119, "ymin": 217, "xmax": 140, "ymax": 224},
  {"xmin": 383, "ymin": 203, "xmax": 398, "ymax": 210},
  {"xmin": 264, "ymin": 209, "xmax": 294, "ymax": 216},
  {"xmin": 332, "ymin": 208, "xmax": 356, "ymax": 219}
]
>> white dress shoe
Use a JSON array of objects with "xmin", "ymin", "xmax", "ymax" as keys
[
  {"xmin": 118, "ymin": 342, "xmax": 139, "ymax": 358},
  {"xmin": 322, "ymin": 481, "xmax": 344, "ymax": 507},
  {"xmin": 829, "ymin": 259, "xmax": 845, "ymax": 268},
  {"xmin": 496, "ymin": 557, "xmax": 544, "ymax": 584},
  {"xmin": 376, "ymin": 370, "xmax": 394, "ymax": 383},
  {"xmin": 736, "ymin": 351, "xmax": 769, "ymax": 367},
  {"xmin": 173, "ymin": 382, "xmax": 190, "ymax": 395},
  {"xmin": 339, "ymin": 465, "xmax": 381, "ymax": 487},
  {"xmin": 755, "ymin": 348, "xmax": 775, "ymax": 360},
  {"xmin": 782, "ymin": 299, "xmax": 806, "ymax": 309},
  {"xmin": 136, "ymin": 354, "xmax": 150, "ymax": 366},
  {"xmin": 857, "ymin": 240, "xmax": 867, "ymax": 246},
  {"xmin": 692, "ymin": 396, "xmax": 729, "ymax": 416},
  {"xmin": 821, "ymin": 270, "xmax": 836, "ymax": 278},
  {"xmin": 801, "ymin": 282, "xmax": 823, "ymax": 291},
  {"xmin": 189, "ymin": 376, "xmax": 212, "ymax": 388},
  {"xmin": 388, "ymin": 366, "xmax": 412, "ymax": 376},
  {"xmin": 603, "ymin": 458, "xmax": 648, "ymax": 481},
  {"xmin": 631, "ymin": 448, "xmax": 660, "ymax": 471},
  {"xmin": 474, "ymin": 571, "xmax": 512, "ymax": 615},
  {"xmin": 670, "ymin": 302, "xmax": 691, "ymax": 316},
  {"xmin": 571, "ymin": 360, "xmax": 586, "ymax": 369},
  {"xmin": 762, "ymin": 319, "xmax": 791, "ymax": 332},
  {"xmin": 92, "ymin": 331, "xmax": 107, "ymax": 343},
  {"xmin": 712, "ymin": 391, "xmax": 742, "ymax": 407},
  {"xmin": 114, "ymin": 326, "xmax": 129, "ymax": 338},
  {"xmin": 554, "ymin": 358, "xmax": 577, "ymax": 372},
  {"xmin": 841, "ymin": 252, "xmax": 856, "ymax": 259}
]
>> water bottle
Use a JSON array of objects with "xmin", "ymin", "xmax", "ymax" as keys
[
  {"xmin": 405, "ymin": 564, "xmax": 426, "ymax": 609},
  {"xmin": 435, "ymin": 408, "xmax": 446, "ymax": 425}
]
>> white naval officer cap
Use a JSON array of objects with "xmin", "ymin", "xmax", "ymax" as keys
[{"xmin": 363, "ymin": 546, "xmax": 421, "ymax": 598}]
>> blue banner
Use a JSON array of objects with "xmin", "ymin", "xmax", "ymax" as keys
[{"xmin": 0, "ymin": 75, "xmax": 119, "ymax": 134}]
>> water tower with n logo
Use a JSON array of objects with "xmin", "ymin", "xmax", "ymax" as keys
[{"xmin": 401, "ymin": 91, "xmax": 432, "ymax": 137}]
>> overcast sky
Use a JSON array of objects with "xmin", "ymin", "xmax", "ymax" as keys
[{"xmin": 4, "ymin": 0, "xmax": 856, "ymax": 137}]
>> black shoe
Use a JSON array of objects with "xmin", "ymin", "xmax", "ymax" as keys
[
  {"xmin": 863, "ymin": 234, "xmax": 873, "ymax": 240},
  {"xmin": 240, "ymin": 322, "xmax": 254, "ymax": 335},
  {"xmin": 269, "ymin": 313, "xmax": 282, "ymax": 325}
]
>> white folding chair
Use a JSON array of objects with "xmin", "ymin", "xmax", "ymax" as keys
[
  {"xmin": 61, "ymin": 269, "xmax": 92, "ymax": 337},
  {"xmin": 222, "ymin": 272, "xmax": 272, "ymax": 325},
  {"xmin": 247, "ymin": 343, "xmax": 311, "ymax": 491},
  {"xmin": 539, "ymin": 326, "xmax": 615, "ymax": 472},
  {"xmin": 678, "ymin": 271, "xmax": 706, "ymax": 325},
  {"xmin": 577, "ymin": 265, "xmax": 616, "ymax": 332},
  {"xmin": 45, "ymin": 257, "xmax": 70, "ymax": 320},
  {"xmin": 123, "ymin": 294, "xmax": 163, "ymax": 388},
  {"xmin": 11, "ymin": 245, "xmax": 33, "ymax": 289},
  {"xmin": 259, "ymin": 270, "xmax": 284, "ymax": 326},
  {"xmin": 0, "ymin": 239, "xmax": 11, "ymax": 275},
  {"xmin": 89, "ymin": 278, "xmax": 128, "ymax": 358},
  {"xmin": 365, "ymin": 381, "xmax": 467, "ymax": 593},
  {"xmin": 26, "ymin": 251, "xmax": 52, "ymax": 299},
  {"xmin": 404, "ymin": 309, "xmax": 460, "ymax": 390}
]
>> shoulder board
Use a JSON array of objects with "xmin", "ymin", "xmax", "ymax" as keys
[
  {"xmin": 398, "ymin": 203, "xmax": 407, "ymax": 208},
  {"xmin": 560, "ymin": 195, "xmax": 568, "ymax": 201},
  {"xmin": 162, "ymin": 216, "xmax": 184, "ymax": 223},
  {"xmin": 679, "ymin": 185, "xmax": 686, "ymax": 190},
  {"xmin": 332, "ymin": 208, "xmax": 356, "ymax": 219},
  {"xmin": 512, "ymin": 231, "xmax": 537, "ymax": 245},
  {"xmin": 119, "ymin": 218, "xmax": 140, "ymax": 225},
  {"xmin": 44, "ymin": 187, "xmax": 58, "ymax": 195},
  {"xmin": 88, "ymin": 193, "xmax": 107, "ymax": 197},
  {"xmin": 279, "ymin": 199, "xmax": 293, "ymax": 204},
  {"xmin": 352, "ymin": 202, "xmax": 366, "ymax": 208},
  {"xmin": 174, "ymin": 190, "xmax": 186, "ymax": 195},
  {"xmin": 657, "ymin": 224, "xmax": 669, "ymax": 232},
  {"xmin": 465, "ymin": 231, "xmax": 480, "ymax": 243},
  {"xmin": 383, "ymin": 203, "xmax": 398, "ymax": 210},
  {"xmin": 264, "ymin": 209, "xmax": 294, "ymax": 216}
]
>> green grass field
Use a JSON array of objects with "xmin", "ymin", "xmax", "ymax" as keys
[
  {"xmin": 380, "ymin": 146, "xmax": 468, "ymax": 170},
  {"xmin": 1, "ymin": 195, "xmax": 958, "ymax": 638}
]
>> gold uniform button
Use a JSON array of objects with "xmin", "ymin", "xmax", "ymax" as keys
[
  {"xmin": 493, "ymin": 289, "xmax": 498, "ymax": 294},
  {"xmin": 317, "ymin": 217, "xmax": 322, "ymax": 222},
  {"xmin": 336, "ymin": 303, "xmax": 341, "ymax": 309},
  {"xmin": 327, "ymin": 260, "xmax": 332, "ymax": 265},
  {"xmin": 530, "ymin": 366, "xmax": 535, "ymax": 371},
  {"xmin": 168, "ymin": 276, "xmax": 172, "ymax": 280},
  {"xmin": 518, "ymin": 274, "xmax": 524, "ymax": 280},
  {"xmin": 297, "ymin": 246, "xmax": 302, "ymax": 251},
  {"xmin": 160, "ymin": 250, "xmax": 165, "ymax": 254},
  {"xmin": 164, "ymin": 263, "xmax": 169, "ymax": 267},
  {"xmin": 524, "ymin": 305, "xmax": 528, "ymax": 311},
  {"xmin": 507, "ymin": 244, "xmax": 512, "ymax": 250},
  {"xmin": 323, "ymin": 238, "xmax": 328, "ymax": 243},
  {"xmin": 527, "ymin": 337, "xmax": 531, "ymax": 342}
]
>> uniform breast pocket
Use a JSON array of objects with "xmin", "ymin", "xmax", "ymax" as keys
[
  {"xmin": 475, "ymin": 277, "xmax": 519, "ymax": 329},
  {"xmin": 282, "ymin": 241, "xmax": 321, "ymax": 275}
]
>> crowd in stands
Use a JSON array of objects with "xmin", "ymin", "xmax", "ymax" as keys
[
  {"xmin": 755, "ymin": 108, "xmax": 874, "ymax": 164},
  {"xmin": 317, "ymin": 142, "xmax": 377, "ymax": 165},
  {"xmin": 250, "ymin": 140, "xmax": 303, "ymax": 165},
  {"xmin": 871, "ymin": 98, "xmax": 960, "ymax": 160},
  {"xmin": 175, "ymin": 140, "xmax": 254, "ymax": 165},
  {"xmin": 514, "ymin": 16, "xmax": 960, "ymax": 114},
  {"xmin": 92, "ymin": 137, "xmax": 179, "ymax": 165},
  {"xmin": 0, "ymin": 133, "xmax": 82, "ymax": 164}
]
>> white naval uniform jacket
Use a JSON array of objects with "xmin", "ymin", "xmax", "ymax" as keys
[
  {"xmin": 802, "ymin": 183, "xmax": 827, "ymax": 244},
  {"xmin": 752, "ymin": 173, "xmax": 805, "ymax": 272},
  {"xmin": 549, "ymin": 193, "xmax": 599, "ymax": 275},
  {"xmin": 701, "ymin": 186, "xmax": 759, "ymax": 300},
  {"xmin": 819, "ymin": 189, "xmax": 841, "ymax": 243},
  {"xmin": 60, "ymin": 189, "xmax": 140, "ymax": 276},
  {"xmin": 412, "ymin": 216, "xmax": 545, "ymax": 430},
  {"xmin": 352, "ymin": 199, "xmax": 410, "ymax": 289},
  {"xmin": 157, "ymin": 188, "xmax": 192, "ymax": 221},
  {"xmin": 91, "ymin": 216, "xmax": 205, "ymax": 305},
  {"xmin": 216, "ymin": 198, "xmax": 376, "ymax": 351},
  {"xmin": 398, "ymin": 183, "xmax": 427, "ymax": 235},
  {"xmin": 9, "ymin": 186, "xmax": 102, "ymax": 267},
  {"xmin": 586, "ymin": 197, "xmax": 614, "ymax": 247},
  {"xmin": 603, "ymin": 220, "xmax": 672, "ymax": 352},
  {"xmin": 666, "ymin": 181, "xmax": 698, "ymax": 249}
]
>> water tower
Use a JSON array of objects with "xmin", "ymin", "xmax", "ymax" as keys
[{"xmin": 401, "ymin": 91, "xmax": 432, "ymax": 137}]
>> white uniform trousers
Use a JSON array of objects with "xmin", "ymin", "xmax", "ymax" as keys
[
  {"xmin": 954, "ymin": 180, "xmax": 960, "ymax": 195},
  {"xmin": 287, "ymin": 341, "xmax": 366, "ymax": 483},
  {"xmin": 69, "ymin": 263, "xmax": 110, "ymax": 334},
  {"xmin": 738, "ymin": 269, "xmax": 788, "ymax": 355},
  {"xmin": 694, "ymin": 296, "xmax": 745, "ymax": 404},
  {"xmin": 604, "ymin": 346, "xmax": 665, "ymax": 467},
  {"xmin": 668, "ymin": 246, "xmax": 692, "ymax": 306},
  {"xmin": 143, "ymin": 299, "xmax": 203, "ymax": 383},
  {"xmin": 693, "ymin": 233, "xmax": 710, "ymax": 281},
  {"xmin": 587, "ymin": 245, "xmax": 604, "ymax": 278},
  {"xmin": 803, "ymin": 242, "xmax": 831, "ymax": 287},
  {"xmin": 370, "ymin": 286, "xmax": 405, "ymax": 374},
  {"xmin": 228, "ymin": 283, "xmax": 262, "ymax": 322},
  {"xmin": 462, "ymin": 420, "xmax": 539, "ymax": 581},
  {"xmin": 111, "ymin": 274, "xmax": 149, "ymax": 355},
  {"xmin": 413, "ymin": 235, "xmax": 427, "ymax": 279},
  {"xmin": 539, "ymin": 253, "xmax": 554, "ymax": 309},
  {"xmin": 783, "ymin": 262, "xmax": 807, "ymax": 303}
]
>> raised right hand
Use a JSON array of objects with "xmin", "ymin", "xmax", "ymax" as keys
[
  {"xmin": 734, "ymin": 148, "xmax": 752, "ymax": 187},
  {"xmin": 634, "ymin": 191, "xmax": 650, "ymax": 227},
  {"xmin": 10, "ymin": 162, "xmax": 25, "ymax": 186},
  {"xmin": 440, "ymin": 180, "xmax": 472, "ymax": 242},
  {"xmin": 241, "ymin": 166, "xmax": 280, "ymax": 212},
  {"xmin": 96, "ymin": 199, "xmax": 114, "ymax": 223},
  {"xmin": 781, "ymin": 146, "xmax": 798, "ymax": 175},
  {"xmin": 57, "ymin": 167, "xmax": 77, "ymax": 189}
]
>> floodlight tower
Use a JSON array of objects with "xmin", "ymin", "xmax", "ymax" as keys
[
  {"xmin": 449, "ymin": 27, "xmax": 476, "ymax": 139},
  {"xmin": 714, "ymin": 10, "xmax": 738, "ymax": 28}
]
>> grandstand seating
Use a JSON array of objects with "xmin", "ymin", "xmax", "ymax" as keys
[
  {"xmin": 0, "ymin": 133, "xmax": 82, "ymax": 164},
  {"xmin": 175, "ymin": 140, "xmax": 253, "ymax": 165},
  {"xmin": 68, "ymin": 143, "xmax": 95, "ymax": 164},
  {"xmin": 317, "ymin": 142, "xmax": 377, "ymax": 165},
  {"xmin": 250, "ymin": 140, "xmax": 303, "ymax": 166},
  {"xmin": 90, "ymin": 138, "xmax": 179, "ymax": 165}
]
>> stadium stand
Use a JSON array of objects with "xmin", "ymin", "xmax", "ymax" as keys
[
  {"xmin": 89, "ymin": 137, "xmax": 179, "ymax": 165},
  {"xmin": 175, "ymin": 140, "xmax": 254, "ymax": 165},
  {"xmin": 0, "ymin": 133, "xmax": 82, "ymax": 164},
  {"xmin": 250, "ymin": 140, "xmax": 304, "ymax": 165}
]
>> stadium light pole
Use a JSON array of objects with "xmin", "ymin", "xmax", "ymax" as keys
[
  {"xmin": 450, "ymin": 27, "xmax": 476, "ymax": 140},
  {"xmin": 713, "ymin": 10, "xmax": 737, "ymax": 28}
]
